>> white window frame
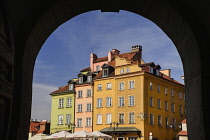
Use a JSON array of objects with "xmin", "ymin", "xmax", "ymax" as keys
[
  {"xmin": 77, "ymin": 118, "xmax": 82, "ymax": 127},
  {"xmin": 86, "ymin": 103, "xmax": 92, "ymax": 111},
  {"xmin": 87, "ymin": 76, "xmax": 92, "ymax": 82},
  {"xmin": 87, "ymin": 89, "xmax": 92, "ymax": 97},
  {"xmin": 129, "ymin": 113, "xmax": 135, "ymax": 124},
  {"xmin": 86, "ymin": 117, "xmax": 91, "ymax": 127},
  {"xmin": 150, "ymin": 67, "xmax": 153, "ymax": 73},
  {"xmin": 69, "ymin": 84, "xmax": 73, "ymax": 90},
  {"xmin": 164, "ymin": 87, "xmax": 168, "ymax": 94},
  {"xmin": 98, "ymin": 84, "xmax": 102, "ymax": 91},
  {"xmin": 106, "ymin": 114, "xmax": 112, "ymax": 124},
  {"xmin": 129, "ymin": 81, "xmax": 134, "ymax": 89},
  {"xmin": 171, "ymin": 103, "xmax": 175, "ymax": 113},
  {"xmin": 120, "ymin": 68, "xmax": 124, "ymax": 74},
  {"xmin": 119, "ymin": 82, "xmax": 124, "ymax": 90},
  {"xmin": 165, "ymin": 117, "xmax": 169, "ymax": 127},
  {"xmin": 106, "ymin": 97, "xmax": 112, "ymax": 107},
  {"xmin": 158, "ymin": 115, "xmax": 162, "ymax": 126},
  {"xmin": 156, "ymin": 69, "xmax": 159, "ymax": 76},
  {"xmin": 67, "ymin": 98, "xmax": 72, "ymax": 107},
  {"xmin": 129, "ymin": 96, "xmax": 135, "ymax": 106},
  {"xmin": 157, "ymin": 84, "xmax": 160, "ymax": 92},
  {"xmin": 79, "ymin": 77, "xmax": 83, "ymax": 83},
  {"xmin": 107, "ymin": 83, "xmax": 112, "ymax": 90},
  {"xmin": 119, "ymin": 113, "xmax": 125, "ymax": 124},
  {"xmin": 78, "ymin": 90, "xmax": 83, "ymax": 98},
  {"xmin": 164, "ymin": 101, "xmax": 168, "ymax": 111},
  {"xmin": 119, "ymin": 97, "xmax": 125, "ymax": 107},
  {"xmin": 78, "ymin": 104, "xmax": 82, "ymax": 112},
  {"xmin": 150, "ymin": 82, "xmax": 153, "ymax": 90},
  {"xmin": 59, "ymin": 99, "xmax": 64, "ymax": 108},
  {"xmin": 126, "ymin": 67, "xmax": 130, "ymax": 73},
  {"xmin": 97, "ymin": 98, "xmax": 102, "ymax": 108},
  {"xmin": 103, "ymin": 69, "xmax": 109, "ymax": 77},
  {"xmin": 171, "ymin": 89, "xmax": 174, "ymax": 96},
  {"xmin": 150, "ymin": 114, "xmax": 154, "ymax": 125},
  {"xmin": 58, "ymin": 115, "xmax": 63, "ymax": 124},
  {"xmin": 96, "ymin": 65, "xmax": 100, "ymax": 71},
  {"xmin": 97, "ymin": 114, "xmax": 102, "ymax": 124},
  {"xmin": 66, "ymin": 114, "xmax": 71, "ymax": 124}
]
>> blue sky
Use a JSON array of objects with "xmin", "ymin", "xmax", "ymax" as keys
[{"xmin": 31, "ymin": 10, "xmax": 184, "ymax": 121}]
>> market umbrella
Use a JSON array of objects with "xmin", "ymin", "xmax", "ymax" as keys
[
  {"xmin": 91, "ymin": 131, "xmax": 112, "ymax": 138},
  {"xmin": 44, "ymin": 130, "xmax": 72, "ymax": 139},
  {"xmin": 29, "ymin": 133, "xmax": 49, "ymax": 140},
  {"xmin": 66, "ymin": 130, "xmax": 98, "ymax": 138}
]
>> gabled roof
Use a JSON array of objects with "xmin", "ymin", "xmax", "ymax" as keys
[
  {"xmin": 139, "ymin": 62, "xmax": 155, "ymax": 67},
  {"xmin": 50, "ymin": 85, "xmax": 69, "ymax": 94},
  {"xmin": 117, "ymin": 52, "xmax": 141, "ymax": 63},
  {"xmin": 80, "ymin": 67, "xmax": 90, "ymax": 72},
  {"xmin": 93, "ymin": 56, "xmax": 108, "ymax": 63}
]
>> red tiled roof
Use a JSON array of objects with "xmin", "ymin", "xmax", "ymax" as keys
[
  {"xmin": 108, "ymin": 59, "xmax": 115, "ymax": 67},
  {"xmin": 177, "ymin": 131, "xmax": 188, "ymax": 136},
  {"xmin": 117, "ymin": 52, "xmax": 138, "ymax": 62},
  {"xmin": 93, "ymin": 56, "xmax": 108, "ymax": 63},
  {"xmin": 29, "ymin": 122, "xmax": 40, "ymax": 132},
  {"xmin": 80, "ymin": 67, "xmax": 90, "ymax": 72},
  {"xmin": 51, "ymin": 85, "xmax": 69, "ymax": 93}
]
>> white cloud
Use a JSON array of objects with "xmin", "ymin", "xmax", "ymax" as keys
[{"xmin": 31, "ymin": 83, "xmax": 57, "ymax": 120}]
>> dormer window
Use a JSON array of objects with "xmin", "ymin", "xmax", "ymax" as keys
[
  {"xmin": 156, "ymin": 69, "xmax": 159, "ymax": 76},
  {"xmin": 150, "ymin": 67, "xmax": 154, "ymax": 74},
  {"xmin": 79, "ymin": 77, "xmax": 83, "ymax": 83},
  {"xmin": 103, "ymin": 69, "xmax": 108, "ymax": 77},
  {"xmin": 69, "ymin": 84, "xmax": 73, "ymax": 90},
  {"xmin": 87, "ymin": 76, "xmax": 92, "ymax": 82}
]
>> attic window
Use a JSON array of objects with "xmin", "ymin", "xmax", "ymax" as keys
[
  {"xmin": 103, "ymin": 69, "xmax": 108, "ymax": 77},
  {"xmin": 69, "ymin": 84, "xmax": 73, "ymax": 90},
  {"xmin": 156, "ymin": 69, "xmax": 159, "ymax": 76},
  {"xmin": 96, "ymin": 65, "xmax": 100, "ymax": 71},
  {"xmin": 79, "ymin": 77, "xmax": 83, "ymax": 83},
  {"xmin": 87, "ymin": 76, "xmax": 92, "ymax": 82},
  {"xmin": 150, "ymin": 67, "xmax": 154, "ymax": 74}
]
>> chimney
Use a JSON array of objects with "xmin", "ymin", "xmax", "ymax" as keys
[
  {"xmin": 108, "ymin": 49, "xmax": 120, "ymax": 62},
  {"xmin": 131, "ymin": 45, "xmax": 142, "ymax": 53},
  {"xmin": 90, "ymin": 53, "xmax": 97, "ymax": 72}
]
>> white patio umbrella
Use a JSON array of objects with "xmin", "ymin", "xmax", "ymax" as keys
[
  {"xmin": 91, "ymin": 131, "xmax": 112, "ymax": 138},
  {"xmin": 66, "ymin": 130, "xmax": 98, "ymax": 139},
  {"xmin": 43, "ymin": 130, "xmax": 72, "ymax": 139},
  {"xmin": 29, "ymin": 133, "xmax": 49, "ymax": 140}
]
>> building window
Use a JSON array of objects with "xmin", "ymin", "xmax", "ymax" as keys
[
  {"xmin": 78, "ymin": 90, "xmax": 83, "ymax": 98},
  {"xmin": 171, "ymin": 103, "xmax": 175, "ymax": 113},
  {"xmin": 97, "ymin": 114, "xmax": 102, "ymax": 124},
  {"xmin": 149, "ymin": 97, "xmax": 153, "ymax": 107},
  {"xmin": 165, "ymin": 117, "xmax": 169, "ymax": 127},
  {"xmin": 158, "ymin": 115, "xmax": 162, "ymax": 126},
  {"xmin": 164, "ymin": 87, "xmax": 168, "ymax": 94},
  {"xmin": 86, "ymin": 103, "xmax": 92, "ymax": 111},
  {"xmin": 103, "ymin": 69, "xmax": 108, "ymax": 77},
  {"xmin": 77, "ymin": 118, "xmax": 82, "ymax": 127},
  {"xmin": 78, "ymin": 104, "xmax": 82, "ymax": 112},
  {"xmin": 180, "ymin": 105, "xmax": 183, "ymax": 115},
  {"xmin": 171, "ymin": 89, "xmax": 174, "ymax": 96},
  {"xmin": 164, "ymin": 101, "xmax": 168, "ymax": 111},
  {"xmin": 156, "ymin": 69, "xmax": 159, "ymax": 76},
  {"xmin": 106, "ymin": 114, "xmax": 112, "ymax": 124},
  {"xmin": 119, "ymin": 113, "xmax": 125, "ymax": 124},
  {"xmin": 106, "ymin": 97, "xmax": 112, "ymax": 107},
  {"xmin": 107, "ymin": 83, "xmax": 112, "ymax": 90},
  {"xmin": 157, "ymin": 99, "xmax": 161, "ymax": 109},
  {"xmin": 126, "ymin": 68, "xmax": 130, "ymax": 73},
  {"xmin": 87, "ymin": 76, "xmax": 92, "ymax": 82},
  {"xmin": 59, "ymin": 99, "xmax": 64, "ymax": 108},
  {"xmin": 58, "ymin": 115, "xmax": 63, "ymax": 124},
  {"xmin": 87, "ymin": 89, "xmax": 92, "ymax": 97},
  {"xmin": 129, "ymin": 81, "xmax": 134, "ymax": 89},
  {"xmin": 179, "ymin": 92, "xmax": 182, "ymax": 99},
  {"xmin": 150, "ymin": 114, "xmax": 154, "ymax": 125},
  {"xmin": 98, "ymin": 84, "xmax": 102, "ymax": 91},
  {"xmin": 67, "ymin": 98, "xmax": 72, "ymax": 107},
  {"xmin": 97, "ymin": 98, "xmax": 102, "ymax": 107},
  {"xmin": 79, "ymin": 77, "xmax": 83, "ymax": 83},
  {"xmin": 129, "ymin": 113, "xmax": 135, "ymax": 123},
  {"xmin": 66, "ymin": 114, "xmax": 71, "ymax": 124},
  {"xmin": 172, "ymin": 119, "xmax": 176, "ymax": 129},
  {"xmin": 129, "ymin": 96, "xmax": 135, "ymax": 106},
  {"xmin": 69, "ymin": 84, "xmax": 73, "ymax": 90},
  {"xmin": 150, "ymin": 67, "xmax": 154, "ymax": 73},
  {"xmin": 119, "ymin": 82, "xmax": 124, "ymax": 90},
  {"xmin": 120, "ymin": 68, "xmax": 124, "ymax": 74},
  {"xmin": 150, "ymin": 82, "xmax": 153, "ymax": 90},
  {"xmin": 157, "ymin": 84, "xmax": 160, "ymax": 92},
  {"xmin": 96, "ymin": 65, "xmax": 100, "ymax": 71},
  {"xmin": 119, "ymin": 97, "xmax": 125, "ymax": 107},
  {"xmin": 86, "ymin": 118, "xmax": 91, "ymax": 127}
]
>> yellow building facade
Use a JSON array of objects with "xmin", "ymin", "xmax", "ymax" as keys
[{"xmin": 93, "ymin": 46, "xmax": 185, "ymax": 140}]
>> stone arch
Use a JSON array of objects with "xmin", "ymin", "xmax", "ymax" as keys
[{"xmin": 12, "ymin": 0, "xmax": 207, "ymax": 139}]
